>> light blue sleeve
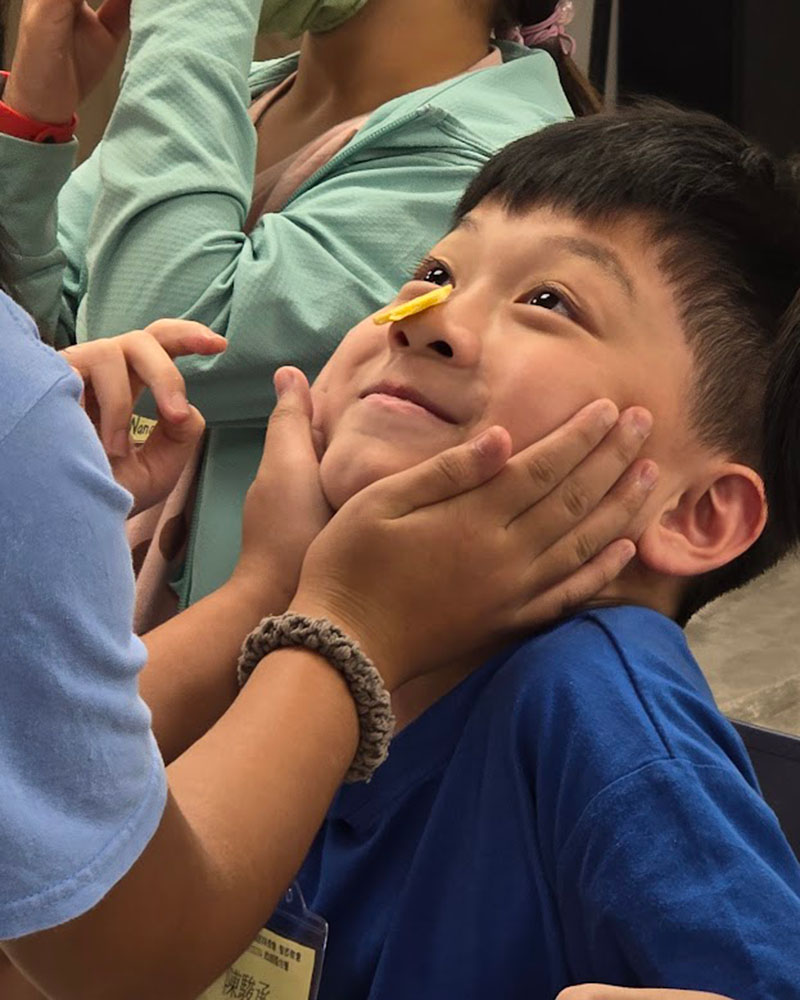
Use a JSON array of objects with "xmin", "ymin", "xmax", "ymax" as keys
[{"xmin": 0, "ymin": 299, "xmax": 167, "ymax": 938}]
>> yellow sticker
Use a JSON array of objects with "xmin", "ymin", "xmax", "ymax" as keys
[
  {"xmin": 130, "ymin": 414, "xmax": 157, "ymax": 445},
  {"xmin": 199, "ymin": 927, "xmax": 316, "ymax": 1000},
  {"xmin": 373, "ymin": 283, "xmax": 453, "ymax": 325}
]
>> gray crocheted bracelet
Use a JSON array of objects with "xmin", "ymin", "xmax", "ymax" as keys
[{"xmin": 237, "ymin": 612, "xmax": 396, "ymax": 783}]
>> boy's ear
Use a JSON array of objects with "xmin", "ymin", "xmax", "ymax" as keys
[{"xmin": 637, "ymin": 464, "xmax": 767, "ymax": 577}]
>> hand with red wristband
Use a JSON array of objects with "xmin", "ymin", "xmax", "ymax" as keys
[{"xmin": 1, "ymin": 0, "xmax": 131, "ymax": 143}]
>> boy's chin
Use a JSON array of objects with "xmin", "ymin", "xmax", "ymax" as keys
[
  {"xmin": 319, "ymin": 445, "xmax": 425, "ymax": 511},
  {"xmin": 320, "ymin": 461, "xmax": 394, "ymax": 511}
]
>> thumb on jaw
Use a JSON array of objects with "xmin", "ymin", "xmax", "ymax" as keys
[
  {"xmin": 273, "ymin": 366, "xmax": 312, "ymax": 415},
  {"xmin": 258, "ymin": 367, "xmax": 317, "ymax": 473}
]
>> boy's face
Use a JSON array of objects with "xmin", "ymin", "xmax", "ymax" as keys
[{"xmin": 312, "ymin": 203, "xmax": 700, "ymax": 512}]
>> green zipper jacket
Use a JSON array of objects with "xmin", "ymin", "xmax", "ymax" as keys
[{"xmin": 0, "ymin": 0, "xmax": 571, "ymax": 606}]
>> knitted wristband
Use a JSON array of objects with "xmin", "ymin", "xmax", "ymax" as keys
[{"xmin": 237, "ymin": 612, "xmax": 396, "ymax": 783}]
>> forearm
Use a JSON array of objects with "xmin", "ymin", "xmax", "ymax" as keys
[
  {"xmin": 141, "ymin": 574, "xmax": 285, "ymax": 762},
  {"xmin": 81, "ymin": 0, "xmax": 260, "ymax": 343},
  {"xmin": 0, "ymin": 952, "xmax": 43, "ymax": 999},
  {"xmin": 6, "ymin": 648, "xmax": 358, "ymax": 1000}
]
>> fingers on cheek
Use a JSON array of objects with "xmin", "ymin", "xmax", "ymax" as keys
[{"xmin": 611, "ymin": 459, "xmax": 660, "ymax": 538}]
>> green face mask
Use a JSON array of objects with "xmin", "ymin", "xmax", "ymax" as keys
[{"xmin": 259, "ymin": 0, "xmax": 371, "ymax": 36}]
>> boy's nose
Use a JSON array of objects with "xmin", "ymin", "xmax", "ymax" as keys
[{"xmin": 387, "ymin": 306, "xmax": 481, "ymax": 367}]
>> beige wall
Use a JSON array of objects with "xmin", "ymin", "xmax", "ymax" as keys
[
  {"xmin": 570, "ymin": 0, "xmax": 619, "ymax": 104},
  {"xmin": 570, "ymin": 0, "xmax": 594, "ymax": 76}
]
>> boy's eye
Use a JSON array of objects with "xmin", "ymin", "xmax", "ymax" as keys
[
  {"xmin": 527, "ymin": 287, "xmax": 572, "ymax": 317},
  {"xmin": 415, "ymin": 259, "xmax": 452, "ymax": 286}
]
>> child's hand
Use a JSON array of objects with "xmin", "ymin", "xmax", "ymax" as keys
[
  {"xmin": 232, "ymin": 368, "xmax": 334, "ymax": 612},
  {"xmin": 3, "ymin": 0, "xmax": 131, "ymax": 126},
  {"xmin": 291, "ymin": 400, "xmax": 657, "ymax": 691},
  {"xmin": 557, "ymin": 988, "xmax": 734, "ymax": 1000},
  {"xmin": 61, "ymin": 320, "xmax": 226, "ymax": 514}
]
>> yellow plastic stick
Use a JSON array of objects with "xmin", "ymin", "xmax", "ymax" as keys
[{"xmin": 373, "ymin": 284, "xmax": 453, "ymax": 325}]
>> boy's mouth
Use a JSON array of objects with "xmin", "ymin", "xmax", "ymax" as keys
[{"xmin": 360, "ymin": 381, "xmax": 458, "ymax": 424}]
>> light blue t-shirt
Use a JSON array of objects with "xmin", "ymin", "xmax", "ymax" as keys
[{"xmin": 0, "ymin": 291, "xmax": 167, "ymax": 939}]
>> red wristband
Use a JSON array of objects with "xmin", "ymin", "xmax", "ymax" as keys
[{"xmin": 0, "ymin": 72, "xmax": 77, "ymax": 143}]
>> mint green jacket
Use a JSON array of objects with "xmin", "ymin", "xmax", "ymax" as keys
[{"xmin": 0, "ymin": 0, "xmax": 571, "ymax": 605}]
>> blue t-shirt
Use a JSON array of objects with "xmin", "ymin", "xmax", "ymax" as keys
[
  {"xmin": 298, "ymin": 605, "xmax": 800, "ymax": 999},
  {"xmin": 0, "ymin": 292, "xmax": 167, "ymax": 939}
]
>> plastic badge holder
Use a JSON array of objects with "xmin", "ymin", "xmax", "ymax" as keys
[{"xmin": 200, "ymin": 882, "xmax": 328, "ymax": 1000}]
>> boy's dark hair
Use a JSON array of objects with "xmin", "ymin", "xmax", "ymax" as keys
[{"xmin": 456, "ymin": 103, "xmax": 800, "ymax": 623}]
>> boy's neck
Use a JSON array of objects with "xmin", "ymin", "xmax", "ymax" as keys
[
  {"xmin": 591, "ymin": 560, "xmax": 682, "ymax": 620},
  {"xmin": 289, "ymin": 0, "xmax": 491, "ymax": 121},
  {"xmin": 391, "ymin": 652, "xmax": 485, "ymax": 733},
  {"xmin": 390, "ymin": 568, "xmax": 683, "ymax": 732}
]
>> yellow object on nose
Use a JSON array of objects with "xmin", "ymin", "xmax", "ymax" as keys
[{"xmin": 372, "ymin": 284, "xmax": 453, "ymax": 325}]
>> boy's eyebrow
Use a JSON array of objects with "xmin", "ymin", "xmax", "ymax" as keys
[
  {"xmin": 542, "ymin": 235, "xmax": 636, "ymax": 300},
  {"xmin": 453, "ymin": 215, "xmax": 479, "ymax": 233},
  {"xmin": 452, "ymin": 218, "xmax": 636, "ymax": 299}
]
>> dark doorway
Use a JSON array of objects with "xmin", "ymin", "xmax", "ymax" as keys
[{"xmin": 618, "ymin": 0, "xmax": 800, "ymax": 156}]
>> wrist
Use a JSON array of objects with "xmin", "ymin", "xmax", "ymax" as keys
[
  {"xmin": 0, "ymin": 72, "xmax": 77, "ymax": 143},
  {"xmin": 238, "ymin": 612, "xmax": 394, "ymax": 782},
  {"xmin": 225, "ymin": 566, "xmax": 292, "ymax": 619},
  {"xmin": 288, "ymin": 592, "xmax": 402, "ymax": 692},
  {"xmin": 246, "ymin": 644, "xmax": 359, "ymax": 764}
]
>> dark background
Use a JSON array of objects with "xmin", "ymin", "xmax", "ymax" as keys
[{"xmin": 615, "ymin": 0, "xmax": 800, "ymax": 156}]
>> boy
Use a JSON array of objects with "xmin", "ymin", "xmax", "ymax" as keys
[{"xmin": 294, "ymin": 105, "xmax": 800, "ymax": 998}]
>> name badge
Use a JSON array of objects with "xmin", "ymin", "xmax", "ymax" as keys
[
  {"xmin": 200, "ymin": 883, "xmax": 327, "ymax": 1000},
  {"xmin": 130, "ymin": 414, "xmax": 157, "ymax": 445}
]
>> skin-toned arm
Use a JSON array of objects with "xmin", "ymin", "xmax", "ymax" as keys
[
  {"xmin": 62, "ymin": 333, "xmax": 333, "ymax": 764},
  {"xmin": 557, "ymin": 988, "xmax": 734, "ymax": 1000},
  {"xmin": 138, "ymin": 367, "xmax": 334, "ymax": 762}
]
